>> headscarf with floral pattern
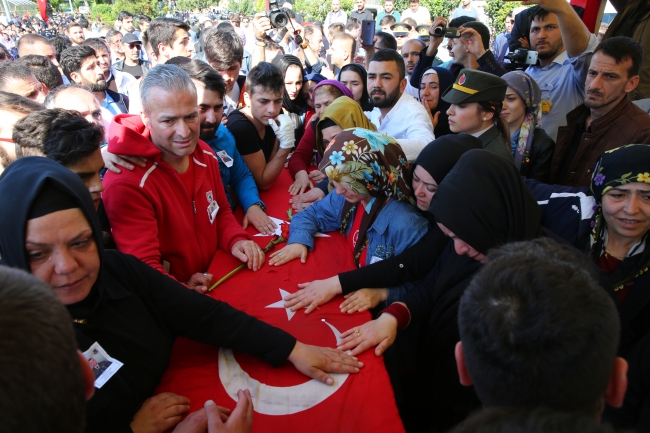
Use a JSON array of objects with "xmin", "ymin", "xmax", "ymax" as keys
[
  {"xmin": 318, "ymin": 127, "xmax": 415, "ymax": 264},
  {"xmin": 502, "ymin": 71, "xmax": 542, "ymax": 170},
  {"xmin": 589, "ymin": 144, "xmax": 650, "ymax": 292}
]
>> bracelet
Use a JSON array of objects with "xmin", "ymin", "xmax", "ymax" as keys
[
  {"xmin": 252, "ymin": 201, "xmax": 266, "ymax": 212},
  {"xmin": 380, "ymin": 302, "xmax": 410, "ymax": 330},
  {"xmin": 255, "ymin": 40, "xmax": 266, "ymax": 47}
]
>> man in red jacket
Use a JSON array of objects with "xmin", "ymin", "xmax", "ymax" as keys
[{"xmin": 103, "ymin": 64, "xmax": 265, "ymax": 292}]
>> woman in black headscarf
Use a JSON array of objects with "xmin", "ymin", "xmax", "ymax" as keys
[
  {"xmin": 272, "ymin": 54, "xmax": 306, "ymax": 140},
  {"xmin": 337, "ymin": 150, "xmax": 544, "ymax": 432},
  {"xmin": 284, "ymin": 134, "xmax": 483, "ymax": 314},
  {"xmin": 419, "ymin": 66, "xmax": 454, "ymax": 138},
  {"xmin": 339, "ymin": 63, "xmax": 373, "ymax": 111},
  {"xmin": 0, "ymin": 157, "xmax": 362, "ymax": 433}
]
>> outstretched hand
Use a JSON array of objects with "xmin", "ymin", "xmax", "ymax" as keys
[
  {"xmin": 288, "ymin": 341, "xmax": 364, "ymax": 385},
  {"xmin": 338, "ymin": 314, "xmax": 398, "ymax": 357},
  {"xmin": 283, "ymin": 276, "xmax": 343, "ymax": 313}
]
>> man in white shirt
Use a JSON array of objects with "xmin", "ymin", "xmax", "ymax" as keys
[
  {"xmin": 401, "ymin": 0, "xmax": 431, "ymax": 26},
  {"xmin": 365, "ymin": 49, "xmax": 434, "ymax": 161}
]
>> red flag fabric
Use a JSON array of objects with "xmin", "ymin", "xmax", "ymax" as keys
[
  {"xmin": 570, "ymin": 0, "xmax": 605, "ymax": 32},
  {"xmin": 155, "ymin": 169, "xmax": 405, "ymax": 433},
  {"xmin": 37, "ymin": 0, "xmax": 48, "ymax": 22}
]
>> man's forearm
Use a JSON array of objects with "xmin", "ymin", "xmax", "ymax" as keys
[
  {"xmin": 552, "ymin": 1, "xmax": 591, "ymax": 57},
  {"xmin": 251, "ymin": 42, "xmax": 266, "ymax": 68},
  {"xmin": 259, "ymin": 147, "xmax": 291, "ymax": 191}
]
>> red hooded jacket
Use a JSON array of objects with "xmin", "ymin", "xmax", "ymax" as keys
[{"xmin": 103, "ymin": 114, "xmax": 250, "ymax": 284}]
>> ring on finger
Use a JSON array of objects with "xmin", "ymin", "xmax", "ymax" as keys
[{"xmin": 355, "ymin": 329, "xmax": 361, "ymax": 337}]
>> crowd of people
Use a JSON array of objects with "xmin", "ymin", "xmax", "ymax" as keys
[{"xmin": 2, "ymin": 0, "xmax": 650, "ymax": 432}]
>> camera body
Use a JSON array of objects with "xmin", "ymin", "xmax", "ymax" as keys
[
  {"xmin": 432, "ymin": 26, "xmax": 461, "ymax": 39},
  {"xmin": 505, "ymin": 48, "xmax": 539, "ymax": 69},
  {"xmin": 267, "ymin": 0, "xmax": 289, "ymax": 28}
]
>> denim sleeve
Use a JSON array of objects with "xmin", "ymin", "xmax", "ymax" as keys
[{"xmin": 287, "ymin": 191, "xmax": 345, "ymax": 250}]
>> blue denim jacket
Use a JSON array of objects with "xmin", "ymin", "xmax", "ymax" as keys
[
  {"xmin": 288, "ymin": 190, "xmax": 429, "ymax": 303},
  {"xmin": 206, "ymin": 124, "xmax": 264, "ymax": 211}
]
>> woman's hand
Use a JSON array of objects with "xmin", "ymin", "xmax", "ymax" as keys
[
  {"xmin": 287, "ymin": 341, "xmax": 364, "ymax": 385},
  {"xmin": 283, "ymin": 276, "xmax": 343, "ymax": 313},
  {"xmin": 518, "ymin": 37, "xmax": 530, "ymax": 48},
  {"xmin": 289, "ymin": 188, "xmax": 326, "ymax": 212},
  {"xmin": 289, "ymin": 171, "xmax": 312, "ymax": 196},
  {"xmin": 130, "ymin": 392, "xmax": 191, "ymax": 433},
  {"xmin": 338, "ymin": 314, "xmax": 398, "ymax": 357},
  {"xmin": 101, "ymin": 147, "xmax": 147, "ymax": 174},
  {"xmin": 340, "ymin": 288, "xmax": 388, "ymax": 314},
  {"xmin": 268, "ymin": 243, "xmax": 308, "ymax": 266},
  {"xmin": 242, "ymin": 205, "xmax": 277, "ymax": 235},
  {"xmin": 308, "ymin": 169, "xmax": 326, "ymax": 183},
  {"xmin": 185, "ymin": 272, "xmax": 213, "ymax": 293},
  {"xmin": 421, "ymin": 99, "xmax": 440, "ymax": 128}
]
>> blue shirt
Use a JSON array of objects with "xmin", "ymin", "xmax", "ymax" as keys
[
  {"xmin": 493, "ymin": 32, "xmax": 509, "ymax": 62},
  {"xmin": 511, "ymin": 128, "xmax": 521, "ymax": 156},
  {"xmin": 526, "ymin": 34, "xmax": 598, "ymax": 142},
  {"xmin": 288, "ymin": 190, "xmax": 429, "ymax": 305},
  {"xmin": 206, "ymin": 124, "xmax": 264, "ymax": 212},
  {"xmin": 102, "ymin": 92, "xmax": 124, "ymax": 116}
]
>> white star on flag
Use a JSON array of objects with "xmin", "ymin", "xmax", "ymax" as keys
[{"xmin": 265, "ymin": 289, "xmax": 295, "ymax": 321}]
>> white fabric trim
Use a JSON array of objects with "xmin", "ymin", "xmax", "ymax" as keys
[
  {"xmin": 549, "ymin": 192, "xmax": 596, "ymax": 220},
  {"xmin": 193, "ymin": 156, "xmax": 207, "ymax": 167},
  {"xmin": 139, "ymin": 164, "xmax": 157, "ymax": 188},
  {"xmin": 203, "ymin": 149, "xmax": 219, "ymax": 161}
]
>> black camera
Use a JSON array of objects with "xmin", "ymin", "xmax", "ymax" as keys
[
  {"xmin": 505, "ymin": 48, "xmax": 539, "ymax": 69},
  {"xmin": 267, "ymin": 0, "xmax": 289, "ymax": 28},
  {"xmin": 432, "ymin": 26, "xmax": 460, "ymax": 38}
]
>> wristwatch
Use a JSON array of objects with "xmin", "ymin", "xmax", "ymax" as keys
[{"xmin": 252, "ymin": 201, "xmax": 267, "ymax": 212}]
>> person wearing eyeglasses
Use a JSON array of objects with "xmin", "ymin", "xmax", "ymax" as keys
[{"xmin": 113, "ymin": 33, "xmax": 150, "ymax": 79}]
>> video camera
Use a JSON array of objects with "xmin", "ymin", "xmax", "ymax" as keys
[
  {"xmin": 431, "ymin": 26, "xmax": 461, "ymax": 39},
  {"xmin": 267, "ymin": 0, "xmax": 289, "ymax": 28},
  {"xmin": 505, "ymin": 48, "xmax": 539, "ymax": 69}
]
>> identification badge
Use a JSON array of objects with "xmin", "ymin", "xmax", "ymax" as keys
[
  {"xmin": 541, "ymin": 100, "xmax": 552, "ymax": 114},
  {"xmin": 83, "ymin": 342, "xmax": 123, "ymax": 389},
  {"xmin": 216, "ymin": 150, "xmax": 234, "ymax": 168},
  {"xmin": 207, "ymin": 200, "xmax": 219, "ymax": 224},
  {"xmin": 369, "ymin": 256, "xmax": 384, "ymax": 264}
]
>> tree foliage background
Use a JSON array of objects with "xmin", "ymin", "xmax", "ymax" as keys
[
  {"xmin": 484, "ymin": 0, "xmax": 522, "ymax": 34},
  {"xmin": 91, "ymin": 0, "xmax": 160, "ymax": 22}
]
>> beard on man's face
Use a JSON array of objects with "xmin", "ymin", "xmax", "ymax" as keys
[{"xmin": 199, "ymin": 121, "xmax": 218, "ymax": 141}]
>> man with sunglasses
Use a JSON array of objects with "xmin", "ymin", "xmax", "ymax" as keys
[{"xmin": 113, "ymin": 33, "xmax": 150, "ymax": 79}]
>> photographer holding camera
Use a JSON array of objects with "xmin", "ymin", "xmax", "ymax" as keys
[
  {"xmin": 409, "ymin": 17, "xmax": 506, "ymax": 91},
  {"xmin": 521, "ymin": 0, "xmax": 597, "ymax": 142},
  {"xmin": 250, "ymin": 5, "xmax": 326, "ymax": 76}
]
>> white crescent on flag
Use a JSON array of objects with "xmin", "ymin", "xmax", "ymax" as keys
[{"xmin": 218, "ymin": 319, "xmax": 349, "ymax": 415}]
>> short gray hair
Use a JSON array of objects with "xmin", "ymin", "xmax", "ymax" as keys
[{"xmin": 140, "ymin": 64, "xmax": 196, "ymax": 114}]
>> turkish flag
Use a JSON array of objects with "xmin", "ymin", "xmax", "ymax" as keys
[
  {"xmin": 36, "ymin": 0, "xmax": 49, "ymax": 22},
  {"xmin": 155, "ymin": 170, "xmax": 405, "ymax": 433}
]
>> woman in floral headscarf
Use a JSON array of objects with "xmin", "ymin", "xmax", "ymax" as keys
[
  {"xmin": 589, "ymin": 144, "xmax": 650, "ymax": 430},
  {"xmin": 502, "ymin": 71, "xmax": 555, "ymax": 182},
  {"xmin": 588, "ymin": 144, "xmax": 650, "ymax": 356},
  {"xmin": 269, "ymin": 128, "xmax": 428, "ymax": 275}
]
